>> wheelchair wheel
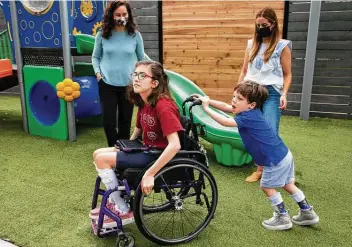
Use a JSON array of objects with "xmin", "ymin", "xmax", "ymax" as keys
[
  {"xmin": 133, "ymin": 159, "xmax": 218, "ymax": 245},
  {"xmin": 142, "ymin": 184, "xmax": 191, "ymax": 214},
  {"xmin": 116, "ymin": 233, "xmax": 135, "ymax": 247}
]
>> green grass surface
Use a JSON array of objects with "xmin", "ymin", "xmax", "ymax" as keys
[{"xmin": 1, "ymin": 95, "xmax": 351, "ymax": 247}]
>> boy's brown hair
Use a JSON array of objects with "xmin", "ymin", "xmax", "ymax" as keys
[
  {"xmin": 234, "ymin": 80, "xmax": 268, "ymax": 109},
  {"xmin": 127, "ymin": 60, "xmax": 173, "ymax": 107}
]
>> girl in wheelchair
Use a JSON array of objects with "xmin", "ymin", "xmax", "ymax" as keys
[{"xmin": 90, "ymin": 60, "xmax": 184, "ymax": 228}]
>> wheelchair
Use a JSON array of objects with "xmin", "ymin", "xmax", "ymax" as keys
[{"xmin": 90, "ymin": 97, "xmax": 218, "ymax": 247}]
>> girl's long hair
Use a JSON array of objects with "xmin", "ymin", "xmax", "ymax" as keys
[
  {"xmin": 128, "ymin": 61, "xmax": 173, "ymax": 108},
  {"xmin": 101, "ymin": 1, "xmax": 137, "ymax": 39},
  {"xmin": 249, "ymin": 7, "xmax": 280, "ymax": 63}
]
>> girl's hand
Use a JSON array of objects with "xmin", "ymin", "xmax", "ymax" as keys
[
  {"xmin": 141, "ymin": 175, "xmax": 154, "ymax": 195},
  {"xmin": 96, "ymin": 73, "xmax": 102, "ymax": 81},
  {"xmin": 280, "ymin": 95, "xmax": 287, "ymax": 110}
]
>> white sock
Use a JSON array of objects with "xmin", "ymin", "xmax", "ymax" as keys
[{"xmin": 97, "ymin": 168, "xmax": 130, "ymax": 212}]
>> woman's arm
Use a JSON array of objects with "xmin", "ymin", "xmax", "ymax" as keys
[
  {"xmin": 92, "ymin": 31, "xmax": 103, "ymax": 80},
  {"xmin": 280, "ymin": 46, "xmax": 292, "ymax": 110},
  {"xmin": 141, "ymin": 132, "xmax": 181, "ymax": 194},
  {"xmin": 130, "ymin": 127, "xmax": 142, "ymax": 140},
  {"xmin": 136, "ymin": 32, "xmax": 145, "ymax": 61},
  {"xmin": 238, "ymin": 47, "xmax": 250, "ymax": 83}
]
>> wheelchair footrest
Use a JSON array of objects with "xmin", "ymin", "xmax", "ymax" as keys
[{"xmin": 91, "ymin": 219, "xmax": 119, "ymax": 237}]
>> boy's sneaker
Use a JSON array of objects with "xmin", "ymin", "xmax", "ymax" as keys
[
  {"xmin": 262, "ymin": 212, "xmax": 293, "ymax": 230},
  {"xmin": 89, "ymin": 201, "xmax": 115, "ymax": 220},
  {"xmin": 292, "ymin": 207, "xmax": 319, "ymax": 226},
  {"xmin": 102, "ymin": 210, "xmax": 135, "ymax": 229}
]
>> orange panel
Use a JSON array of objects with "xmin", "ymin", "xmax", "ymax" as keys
[{"xmin": 0, "ymin": 59, "xmax": 13, "ymax": 78}]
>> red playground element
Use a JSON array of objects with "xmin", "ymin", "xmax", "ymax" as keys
[{"xmin": 0, "ymin": 59, "xmax": 13, "ymax": 78}]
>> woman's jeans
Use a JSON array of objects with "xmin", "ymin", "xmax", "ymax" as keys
[
  {"xmin": 98, "ymin": 79, "xmax": 134, "ymax": 147},
  {"xmin": 262, "ymin": 85, "xmax": 281, "ymax": 134}
]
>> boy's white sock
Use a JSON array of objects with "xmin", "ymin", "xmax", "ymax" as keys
[{"xmin": 291, "ymin": 189, "xmax": 311, "ymax": 210}]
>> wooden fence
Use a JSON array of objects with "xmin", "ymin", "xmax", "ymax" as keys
[
  {"xmin": 1, "ymin": 1, "xmax": 351, "ymax": 119},
  {"xmin": 162, "ymin": 0, "xmax": 284, "ymax": 101},
  {"xmin": 287, "ymin": 1, "xmax": 352, "ymax": 119}
]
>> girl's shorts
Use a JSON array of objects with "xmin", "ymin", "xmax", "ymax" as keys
[{"xmin": 116, "ymin": 151, "xmax": 159, "ymax": 169}]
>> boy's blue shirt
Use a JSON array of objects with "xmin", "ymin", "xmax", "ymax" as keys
[
  {"xmin": 92, "ymin": 30, "xmax": 144, "ymax": 87},
  {"xmin": 235, "ymin": 108, "xmax": 288, "ymax": 166}
]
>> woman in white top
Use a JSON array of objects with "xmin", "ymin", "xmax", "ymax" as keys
[{"xmin": 238, "ymin": 7, "xmax": 292, "ymax": 182}]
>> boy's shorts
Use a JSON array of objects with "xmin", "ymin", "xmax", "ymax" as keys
[
  {"xmin": 116, "ymin": 151, "xmax": 159, "ymax": 169},
  {"xmin": 260, "ymin": 150, "xmax": 295, "ymax": 188}
]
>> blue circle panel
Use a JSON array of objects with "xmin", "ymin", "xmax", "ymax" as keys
[
  {"xmin": 73, "ymin": 76, "xmax": 101, "ymax": 118},
  {"xmin": 29, "ymin": 81, "xmax": 60, "ymax": 126}
]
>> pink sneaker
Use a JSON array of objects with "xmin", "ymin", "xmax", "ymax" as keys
[
  {"xmin": 89, "ymin": 201, "xmax": 115, "ymax": 220},
  {"xmin": 102, "ymin": 210, "xmax": 135, "ymax": 229}
]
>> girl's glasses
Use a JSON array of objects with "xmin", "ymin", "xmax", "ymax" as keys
[{"xmin": 131, "ymin": 72, "xmax": 154, "ymax": 80}]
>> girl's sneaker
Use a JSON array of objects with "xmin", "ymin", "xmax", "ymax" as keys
[
  {"xmin": 102, "ymin": 210, "xmax": 135, "ymax": 228},
  {"xmin": 89, "ymin": 201, "xmax": 115, "ymax": 220}
]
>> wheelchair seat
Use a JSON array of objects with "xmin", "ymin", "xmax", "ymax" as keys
[{"xmin": 118, "ymin": 115, "xmax": 207, "ymax": 188}]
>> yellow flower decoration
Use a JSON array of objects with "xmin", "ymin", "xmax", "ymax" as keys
[{"xmin": 56, "ymin": 78, "xmax": 81, "ymax": 102}]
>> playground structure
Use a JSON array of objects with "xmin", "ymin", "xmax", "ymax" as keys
[
  {"xmin": 0, "ymin": 0, "xmax": 252, "ymax": 166},
  {"xmin": 0, "ymin": 0, "xmax": 108, "ymax": 141}
]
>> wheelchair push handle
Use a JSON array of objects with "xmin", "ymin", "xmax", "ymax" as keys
[
  {"xmin": 182, "ymin": 95, "xmax": 203, "ymax": 116},
  {"xmin": 191, "ymin": 99, "xmax": 202, "ymax": 107},
  {"xmin": 184, "ymin": 95, "xmax": 196, "ymax": 103}
]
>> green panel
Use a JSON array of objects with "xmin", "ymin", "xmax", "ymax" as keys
[
  {"xmin": 75, "ymin": 34, "xmax": 95, "ymax": 55},
  {"xmin": 0, "ymin": 29, "xmax": 13, "ymax": 61},
  {"xmin": 74, "ymin": 62, "xmax": 95, "ymax": 77},
  {"xmin": 23, "ymin": 66, "xmax": 68, "ymax": 140}
]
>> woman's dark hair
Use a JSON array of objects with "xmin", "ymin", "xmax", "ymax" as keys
[
  {"xmin": 101, "ymin": 1, "xmax": 137, "ymax": 38},
  {"xmin": 234, "ymin": 80, "xmax": 268, "ymax": 109},
  {"xmin": 128, "ymin": 60, "xmax": 173, "ymax": 107}
]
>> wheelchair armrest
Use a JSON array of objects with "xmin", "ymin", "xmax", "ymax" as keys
[{"xmin": 147, "ymin": 149, "xmax": 163, "ymax": 155}]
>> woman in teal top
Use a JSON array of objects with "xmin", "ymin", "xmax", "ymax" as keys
[{"xmin": 92, "ymin": 1, "xmax": 144, "ymax": 146}]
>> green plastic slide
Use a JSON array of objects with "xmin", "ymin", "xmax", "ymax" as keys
[{"xmin": 75, "ymin": 34, "xmax": 252, "ymax": 166}]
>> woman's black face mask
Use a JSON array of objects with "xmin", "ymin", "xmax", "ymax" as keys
[{"xmin": 257, "ymin": 26, "xmax": 272, "ymax": 38}]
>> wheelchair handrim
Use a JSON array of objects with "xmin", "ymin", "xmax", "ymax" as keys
[{"xmin": 134, "ymin": 163, "xmax": 218, "ymax": 245}]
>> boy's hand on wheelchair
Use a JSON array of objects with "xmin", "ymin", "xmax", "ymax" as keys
[
  {"xmin": 191, "ymin": 93, "xmax": 201, "ymax": 99},
  {"xmin": 199, "ymin": 96, "xmax": 210, "ymax": 108},
  {"xmin": 141, "ymin": 175, "xmax": 155, "ymax": 195}
]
